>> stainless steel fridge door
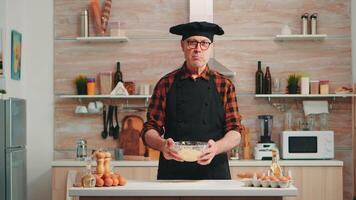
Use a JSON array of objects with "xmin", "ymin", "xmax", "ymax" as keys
[
  {"xmin": 6, "ymin": 148, "xmax": 26, "ymax": 200},
  {"xmin": 6, "ymin": 98, "xmax": 26, "ymax": 148},
  {"xmin": 0, "ymin": 100, "xmax": 5, "ymax": 200}
]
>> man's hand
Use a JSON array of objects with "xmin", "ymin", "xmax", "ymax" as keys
[
  {"xmin": 197, "ymin": 139, "xmax": 218, "ymax": 165},
  {"xmin": 162, "ymin": 138, "xmax": 183, "ymax": 162}
]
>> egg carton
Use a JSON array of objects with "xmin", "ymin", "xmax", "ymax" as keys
[{"xmin": 241, "ymin": 178, "xmax": 292, "ymax": 188}]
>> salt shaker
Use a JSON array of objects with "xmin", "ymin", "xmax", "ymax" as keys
[
  {"xmin": 310, "ymin": 13, "xmax": 318, "ymax": 35},
  {"xmin": 301, "ymin": 13, "xmax": 309, "ymax": 35}
]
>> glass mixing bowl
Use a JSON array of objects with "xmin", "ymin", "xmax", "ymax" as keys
[{"xmin": 173, "ymin": 141, "xmax": 207, "ymax": 162}]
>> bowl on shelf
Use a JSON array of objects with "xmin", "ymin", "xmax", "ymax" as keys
[{"xmin": 173, "ymin": 141, "xmax": 207, "ymax": 162}]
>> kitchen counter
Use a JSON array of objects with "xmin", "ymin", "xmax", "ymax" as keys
[
  {"xmin": 52, "ymin": 159, "xmax": 343, "ymax": 167},
  {"xmin": 69, "ymin": 180, "xmax": 297, "ymax": 200}
]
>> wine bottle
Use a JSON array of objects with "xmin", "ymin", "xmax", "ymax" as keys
[
  {"xmin": 114, "ymin": 61, "xmax": 123, "ymax": 87},
  {"xmin": 264, "ymin": 66, "xmax": 272, "ymax": 94},
  {"xmin": 255, "ymin": 61, "xmax": 264, "ymax": 94}
]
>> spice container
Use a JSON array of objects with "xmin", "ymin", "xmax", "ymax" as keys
[
  {"xmin": 319, "ymin": 80, "xmax": 329, "ymax": 94},
  {"xmin": 310, "ymin": 80, "xmax": 320, "ymax": 94},
  {"xmin": 109, "ymin": 21, "xmax": 125, "ymax": 37},
  {"xmin": 300, "ymin": 77, "xmax": 309, "ymax": 95},
  {"xmin": 310, "ymin": 13, "xmax": 318, "ymax": 35},
  {"xmin": 87, "ymin": 78, "xmax": 96, "ymax": 95},
  {"xmin": 80, "ymin": 9, "xmax": 89, "ymax": 37},
  {"xmin": 99, "ymin": 72, "xmax": 112, "ymax": 94},
  {"xmin": 301, "ymin": 13, "xmax": 310, "ymax": 35}
]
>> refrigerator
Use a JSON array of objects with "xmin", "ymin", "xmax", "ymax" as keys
[{"xmin": 0, "ymin": 98, "xmax": 27, "ymax": 200}]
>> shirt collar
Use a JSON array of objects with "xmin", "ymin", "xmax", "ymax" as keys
[{"xmin": 179, "ymin": 62, "xmax": 210, "ymax": 80}]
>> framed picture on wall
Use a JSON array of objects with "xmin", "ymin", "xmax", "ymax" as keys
[{"xmin": 11, "ymin": 30, "xmax": 22, "ymax": 80}]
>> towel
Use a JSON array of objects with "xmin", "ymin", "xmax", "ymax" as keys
[
  {"xmin": 303, "ymin": 101, "xmax": 329, "ymax": 116},
  {"xmin": 111, "ymin": 82, "xmax": 129, "ymax": 96}
]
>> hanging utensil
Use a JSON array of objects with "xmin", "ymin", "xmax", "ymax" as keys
[
  {"xmin": 101, "ymin": 105, "xmax": 108, "ymax": 139},
  {"xmin": 113, "ymin": 106, "xmax": 120, "ymax": 139},
  {"xmin": 109, "ymin": 105, "xmax": 115, "ymax": 137}
]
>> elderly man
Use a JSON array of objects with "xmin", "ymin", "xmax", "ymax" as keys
[{"xmin": 141, "ymin": 21, "xmax": 242, "ymax": 180}]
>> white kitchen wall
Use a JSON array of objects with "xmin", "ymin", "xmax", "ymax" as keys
[
  {"xmin": 4, "ymin": 0, "xmax": 26, "ymax": 98},
  {"xmin": 2, "ymin": 0, "xmax": 53, "ymax": 199},
  {"xmin": 23, "ymin": 0, "xmax": 53, "ymax": 200},
  {"xmin": 0, "ymin": 0, "xmax": 5, "ymax": 90}
]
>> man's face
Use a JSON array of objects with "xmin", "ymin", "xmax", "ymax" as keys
[{"xmin": 181, "ymin": 36, "xmax": 213, "ymax": 69}]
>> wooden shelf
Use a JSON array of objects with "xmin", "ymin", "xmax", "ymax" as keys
[
  {"xmin": 76, "ymin": 36, "xmax": 128, "ymax": 42},
  {"xmin": 256, "ymin": 93, "xmax": 355, "ymax": 101},
  {"xmin": 57, "ymin": 94, "xmax": 150, "ymax": 99},
  {"xmin": 275, "ymin": 34, "xmax": 327, "ymax": 41},
  {"xmin": 255, "ymin": 94, "xmax": 355, "ymax": 98}
]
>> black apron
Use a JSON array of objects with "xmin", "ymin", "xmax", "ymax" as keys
[{"xmin": 157, "ymin": 69, "xmax": 231, "ymax": 180}]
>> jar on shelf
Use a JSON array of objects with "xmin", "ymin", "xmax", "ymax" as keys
[
  {"xmin": 310, "ymin": 80, "xmax": 320, "ymax": 94},
  {"xmin": 87, "ymin": 78, "xmax": 96, "ymax": 95},
  {"xmin": 319, "ymin": 80, "xmax": 329, "ymax": 94}
]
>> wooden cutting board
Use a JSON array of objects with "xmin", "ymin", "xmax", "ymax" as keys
[{"xmin": 118, "ymin": 115, "xmax": 145, "ymax": 156}]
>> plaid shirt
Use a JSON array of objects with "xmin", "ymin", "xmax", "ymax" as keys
[{"xmin": 141, "ymin": 63, "xmax": 242, "ymax": 141}]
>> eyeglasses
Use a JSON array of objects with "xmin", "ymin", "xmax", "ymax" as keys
[{"xmin": 186, "ymin": 40, "xmax": 212, "ymax": 50}]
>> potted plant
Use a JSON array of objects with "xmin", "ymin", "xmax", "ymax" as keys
[
  {"xmin": 0, "ymin": 89, "xmax": 6, "ymax": 99},
  {"xmin": 74, "ymin": 75, "xmax": 87, "ymax": 95},
  {"xmin": 287, "ymin": 74, "xmax": 301, "ymax": 94}
]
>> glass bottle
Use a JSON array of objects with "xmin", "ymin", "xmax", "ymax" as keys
[
  {"xmin": 113, "ymin": 61, "xmax": 123, "ymax": 88},
  {"xmin": 255, "ymin": 61, "xmax": 264, "ymax": 94},
  {"xmin": 86, "ymin": 78, "xmax": 96, "ymax": 95},
  {"xmin": 82, "ymin": 157, "xmax": 96, "ymax": 187},
  {"xmin": 270, "ymin": 148, "xmax": 282, "ymax": 177},
  {"xmin": 264, "ymin": 66, "xmax": 272, "ymax": 94},
  {"xmin": 284, "ymin": 111, "xmax": 293, "ymax": 130}
]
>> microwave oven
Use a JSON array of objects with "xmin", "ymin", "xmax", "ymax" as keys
[{"xmin": 280, "ymin": 131, "xmax": 334, "ymax": 159}]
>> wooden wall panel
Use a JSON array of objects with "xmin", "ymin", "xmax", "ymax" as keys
[
  {"xmin": 214, "ymin": 39, "xmax": 352, "ymax": 94},
  {"xmin": 214, "ymin": 0, "xmax": 350, "ymax": 37},
  {"xmin": 55, "ymin": 0, "xmax": 189, "ymax": 39}
]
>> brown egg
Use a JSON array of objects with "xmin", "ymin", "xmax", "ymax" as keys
[
  {"xmin": 270, "ymin": 176, "xmax": 279, "ymax": 181},
  {"xmin": 256, "ymin": 172, "xmax": 264, "ymax": 179},
  {"xmin": 96, "ymin": 178, "xmax": 104, "ymax": 187},
  {"xmin": 279, "ymin": 176, "xmax": 289, "ymax": 182},
  {"xmin": 104, "ymin": 177, "xmax": 113, "ymax": 187},
  {"xmin": 112, "ymin": 177, "xmax": 119, "ymax": 186},
  {"xmin": 114, "ymin": 171, "xmax": 121, "ymax": 177},
  {"xmin": 286, "ymin": 176, "xmax": 292, "ymax": 180},
  {"xmin": 118, "ymin": 176, "xmax": 127, "ymax": 186}
]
